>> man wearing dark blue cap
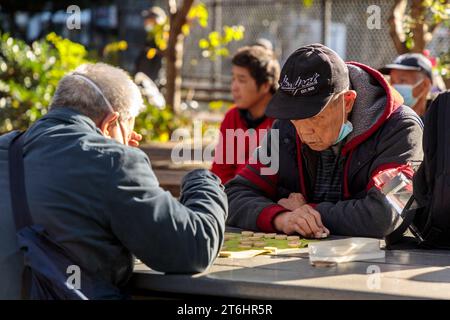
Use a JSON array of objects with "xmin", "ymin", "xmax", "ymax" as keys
[
  {"xmin": 380, "ymin": 53, "xmax": 433, "ymax": 117},
  {"xmin": 226, "ymin": 44, "xmax": 424, "ymax": 239}
]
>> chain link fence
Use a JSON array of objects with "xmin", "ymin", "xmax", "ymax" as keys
[{"xmin": 180, "ymin": 0, "xmax": 449, "ymax": 89}]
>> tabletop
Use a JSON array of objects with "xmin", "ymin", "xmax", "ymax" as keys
[{"xmin": 130, "ymin": 234, "xmax": 450, "ymax": 300}]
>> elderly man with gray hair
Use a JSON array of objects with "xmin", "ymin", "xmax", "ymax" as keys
[{"xmin": 0, "ymin": 63, "xmax": 227, "ymax": 299}]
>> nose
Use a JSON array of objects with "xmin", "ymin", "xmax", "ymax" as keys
[{"xmin": 231, "ymin": 81, "xmax": 239, "ymax": 94}]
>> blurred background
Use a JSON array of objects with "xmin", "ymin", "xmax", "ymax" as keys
[{"xmin": 1, "ymin": 0, "xmax": 449, "ymax": 142}]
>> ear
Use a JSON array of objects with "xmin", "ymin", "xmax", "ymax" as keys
[
  {"xmin": 343, "ymin": 90, "xmax": 357, "ymax": 114},
  {"xmin": 413, "ymin": 77, "xmax": 431, "ymax": 98},
  {"xmin": 259, "ymin": 82, "xmax": 271, "ymax": 94},
  {"xmin": 99, "ymin": 112, "xmax": 120, "ymax": 138}
]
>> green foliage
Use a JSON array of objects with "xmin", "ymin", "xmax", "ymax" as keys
[
  {"xmin": 208, "ymin": 100, "xmax": 233, "ymax": 113},
  {"xmin": 402, "ymin": 0, "xmax": 450, "ymax": 49},
  {"xmin": 147, "ymin": 1, "xmax": 245, "ymax": 62},
  {"xmin": 0, "ymin": 32, "xmax": 89, "ymax": 133},
  {"xmin": 398, "ymin": 0, "xmax": 450, "ymax": 79},
  {"xmin": 302, "ymin": 0, "xmax": 314, "ymax": 8},
  {"xmin": 199, "ymin": 25, "xmax": 245, "ymax": 60},
  {"xmin": 436, "ymin": 51, "xmax": 450, "ymax": 79},
  {"xmin": 135, "ymin": 103, "xmax": 191, "ymax": 142},
  {"xmin": 184, "ymin": 2, "xmax": 209, "ymax": 33},
  {"xmin": 425, "ymin": 0, "xmax": 450, "ymax": 25},
  {"xmin": 0, "ymin": 32, "xmax": 196, "ymax": 142},
  {"xmin": 102, "ymin": 40, "xmax": 128, "ymax": 66}
]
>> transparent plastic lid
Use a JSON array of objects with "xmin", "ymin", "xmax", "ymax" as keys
[{"xmin": 309, "ymin": 238, "xmax": 385, "ymax": 264}]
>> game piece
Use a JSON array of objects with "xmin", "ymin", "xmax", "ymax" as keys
[
  {"xmin": 288, "ymin": 241, "xmax": 300, "ymax": 247},
  {"xmin": 253, "ymin": 241, "xmax": 266, "ymax": 247}
]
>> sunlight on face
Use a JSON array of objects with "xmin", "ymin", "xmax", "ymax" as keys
[
  {"xmin": 389, "ymin": 69, "xmax": 424, "ymax": 86},
  {"xmin": 231, "ymin": 65, "xmax": 268, "ymax": 109},
  {"xmin": 290, "ymin": 93, "xmax": 347, "ymax": 151}
]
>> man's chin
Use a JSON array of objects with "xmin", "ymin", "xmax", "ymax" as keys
[
  {"xmin": 306, "ymin": 143, "xmax": 327, "ymax": 151},
  {"xmin": 235, "ymin": 104, "xmax": 249, "ymax": 110}
]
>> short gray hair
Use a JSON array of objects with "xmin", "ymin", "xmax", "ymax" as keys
[{"xmin": 50, "ymin": 63, "xmax": 144, "ymax": 122}]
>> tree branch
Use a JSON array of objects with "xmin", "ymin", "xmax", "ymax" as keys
[
  {"xmin": 410, "ymin": 0, "xmax": 427, "ymax": 52},
  {"xmin": 388, "ymin": 0, "xmax": 408, "ymax": 54},
  {"xmin": 170, "ymin": 0, "xmax": 195, "ymax": 38}
]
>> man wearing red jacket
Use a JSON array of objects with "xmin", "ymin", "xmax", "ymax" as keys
[
  {"xmin": 211, "ymin": 45, "xmax": 280, "ymax": 184},
  {"xmin": 226, "ymin": 44, "xmax": 424, "ymax": 239}
]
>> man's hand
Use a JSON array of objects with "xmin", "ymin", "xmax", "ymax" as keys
[
  {"xmin": 273, "ymin": 204, "xmax": 330, "ymax": 238},
  {"xmin": 277, "ymin": 193, "xmax": 306, "ymax": 211},
  {"xmin": 128, "ymin": 131, "xmax": 143, "ymax": 147}
]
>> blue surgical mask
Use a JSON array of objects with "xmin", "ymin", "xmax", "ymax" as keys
[
  {"xmin": 332, "ymin": 95, "xmax": 353, "ymax": 145},
  {"xmin": 334, "ymin": 120, "xmax": 353, "ymax": 145},
  {"xmin": 393, "ymin": 84, "xmax": 418, "ymax": 107}
]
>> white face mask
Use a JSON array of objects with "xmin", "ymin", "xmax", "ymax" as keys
[
  {"xmin": 72, "ymin": 74, "xmax": 126, "ymax": 144},
  {"xmin": 392, "ymin": 78, "xmax": 425, "ymax": 108}
]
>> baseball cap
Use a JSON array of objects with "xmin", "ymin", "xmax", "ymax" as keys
[
  {"xmin": 379, "ymin": 53, "xmax": 433, "ymax": 81},
  {"xmin": 266, "ymin": 43, "xmax": 349, "ymax": 120}
]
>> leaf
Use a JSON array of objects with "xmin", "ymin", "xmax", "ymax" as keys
[
  {"xmin": 216, "ymin": 48, "xmax": 229, "ymax": 56},
  {"xmin": 146, "ymin": 48, "xmax": 157, "ymax": 60},
  {"xmin": 188, "ymin": 3, "xmax": 209, "ymax": 28},
  {"xmin": 303, "ymin": 0, "xmax": 314, "ymax": 8},
  {"xmin": 182, "ymin": 24, "xmax": 190, "ymax": 36},
  {"xmin": 198, "ymin": 39, "xmax": 209, "ymax": 49},
  {"xmin": 209, "ymin": 100, "xmax": 224, "ymax": 110},
  {"xmin": 405, "ymin": 37, "xmax": 414, "ymax": 50},
  {"xmin": 208, "ymin": 31, "xmax": 220, "ymax": 47}
]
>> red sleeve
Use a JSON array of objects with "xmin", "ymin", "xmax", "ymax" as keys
[
  {"xmin": 256, "ymin": 204, "xmax": 288, "ymax": 233},
  {"xmin": 366, "ymin": 163, "xmax": 414, "ymax": 191},
  {"xmin": 210, "ymin": 109, "xmax": 238, "ymax": 184}
]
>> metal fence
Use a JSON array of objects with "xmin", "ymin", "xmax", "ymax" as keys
[
  {"xmin": 179, "ymin": 0, "xmax": 449, "ymax": 88},
  {"xmin": 1, "ymin": 0, "xmax": 447, "ymax": 92}
]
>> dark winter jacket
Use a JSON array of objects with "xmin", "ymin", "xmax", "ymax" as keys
[
  {"xmin": 226, "ymin": 62, "xmax": 424, "ymax": 238},
  {"xmin": 0, "ymin": 107, "xmax": 227, "ymax": 299}
]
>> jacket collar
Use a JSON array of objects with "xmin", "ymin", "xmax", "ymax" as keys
[
  {"xmin": 40, "ymin": 107, "xmax": 102, "ymax": 135},
  {"xmin": 341, "ymin": 62, "xmax": 404, "ymax": 155}
]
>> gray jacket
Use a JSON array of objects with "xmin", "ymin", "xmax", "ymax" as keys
[{"xmin": 0, "ymin": 107, "xmax": 227, "ymax": 299}]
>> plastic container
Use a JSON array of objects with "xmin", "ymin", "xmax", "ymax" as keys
[{"xmin": 309, "ymin": 238, "xmax": 385, "ymax": 266}]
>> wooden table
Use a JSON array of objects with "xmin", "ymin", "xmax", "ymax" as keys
[{"xmin": 131, "ymin": 239, "xmax": 450, "ymax": 300}]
